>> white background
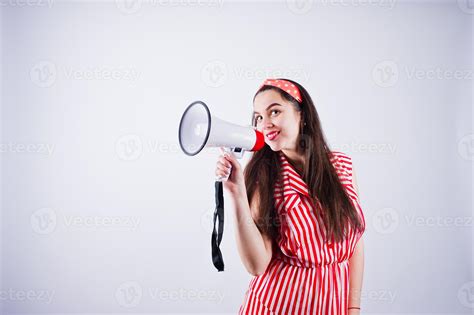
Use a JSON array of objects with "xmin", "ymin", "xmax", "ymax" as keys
[{"xmin": 0, "ymin": 0, "xmax": 472, "ymax": 313}]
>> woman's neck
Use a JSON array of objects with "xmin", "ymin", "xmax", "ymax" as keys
[{"xmin": 281, "ymin": 149, "xmax": 305, "ymax": 175}]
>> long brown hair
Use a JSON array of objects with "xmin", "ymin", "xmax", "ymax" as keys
[{"xmin": 244, "ymin": 78, "xmax": 364, "ymax": 244}]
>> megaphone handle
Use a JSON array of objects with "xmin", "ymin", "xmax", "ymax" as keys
[
  {"xmin": 216, "ymin": 147, "xmax": 232, "ymax": 182},
  {"xmin": 215, "ymin": 147, "xmax": 244, "ymax": 182}
]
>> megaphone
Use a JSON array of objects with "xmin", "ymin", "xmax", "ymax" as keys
[
  {"xmin": 178, "ymin": 100, "xmax": 265, "ymax": 272},
  {"xmin": 178, "ymin": 100, "xmax": 265, "ymax": 161}
]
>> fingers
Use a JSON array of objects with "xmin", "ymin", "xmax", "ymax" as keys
[
  {"xmin": 216, "ymin": 148, "xmax": 232, "ymax": 178},
  {"xmin": 219, "ymin": 147, "xmax": 236, "ymax": 164},
  {"xmin": 217, "ymin": 160, "xmax": 232, "ymax": 173},
  {"xmin": 215, "ymin": 162, "xmax": 231, "ymax": 178}
]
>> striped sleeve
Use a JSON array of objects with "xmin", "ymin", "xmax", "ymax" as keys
[
  {"xmin": 331, "ymin": 152, "xmax": 366, "ymax": 233},
  {"xmin": 330, "ymin": 151, "xmax": 361, "ymax": 202}
]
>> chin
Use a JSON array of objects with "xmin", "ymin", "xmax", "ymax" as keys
[{"xmin": 266, "ymin": 142, "xmax": 283, "ymax": 152}]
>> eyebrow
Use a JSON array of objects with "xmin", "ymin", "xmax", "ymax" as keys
[{"xmin": 253, "ymin": 103, "xmax": 282, "ymax": 116}]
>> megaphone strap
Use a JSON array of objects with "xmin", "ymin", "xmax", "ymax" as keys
[{"xmin": 211, "ymin": 181, "xmax": 225, "ymax": 272}]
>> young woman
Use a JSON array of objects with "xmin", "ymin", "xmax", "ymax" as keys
[{"xmin": 215, "ymin": 78, "xmax": 366, "ymax": 315}]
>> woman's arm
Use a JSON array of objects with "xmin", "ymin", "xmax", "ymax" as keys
[
  {"xmin": 230, "ymin": 187, "xmax": 273, "ymax": 276},
  {"xmin": 348, "ymin": 167, "xmax": 364, "ymax": 314},
  {"xmin": 217, "ymin": 149, "xmax": 273, "ymax": 276},
  {"xmin": 348, "ymin": 236, "xmax": 364, "ymax": 314}
]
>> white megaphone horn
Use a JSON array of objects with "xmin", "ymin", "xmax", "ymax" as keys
[{"xmin": 178, "ymin": 101, "xmax": 265, "ymax": 180}]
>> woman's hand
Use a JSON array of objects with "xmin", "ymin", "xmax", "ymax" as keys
[{"xmin": 215, "ymin": 147, "xmax": 246, "ymax": 196}]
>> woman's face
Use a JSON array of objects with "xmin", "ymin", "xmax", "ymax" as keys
[{"xmin": 253, "ymin": 89, "xmax": 302, "ymax": 152}]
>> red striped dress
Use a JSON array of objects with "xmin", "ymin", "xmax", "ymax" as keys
[{"xmin": 239, "ymin": 150, "xmax": 366, "ymax": 315}]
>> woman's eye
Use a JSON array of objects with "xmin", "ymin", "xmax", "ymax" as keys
[{"xmin": 255, "ymin": 111, "xmax": 278, "ymax": 124}]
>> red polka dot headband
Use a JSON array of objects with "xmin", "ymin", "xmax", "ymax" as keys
[{"xmin": 258, "ymin": 79, "xmax": 303, "ymax": 103}]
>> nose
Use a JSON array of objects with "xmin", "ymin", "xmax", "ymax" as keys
[{"xmin": 261, "ymin": 116, "xmax": 274, "ymax": 129}]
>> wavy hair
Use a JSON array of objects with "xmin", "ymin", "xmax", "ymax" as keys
[{"xmin": 244, "ymin": 78, "xmax": 364, "ymax": 244}]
